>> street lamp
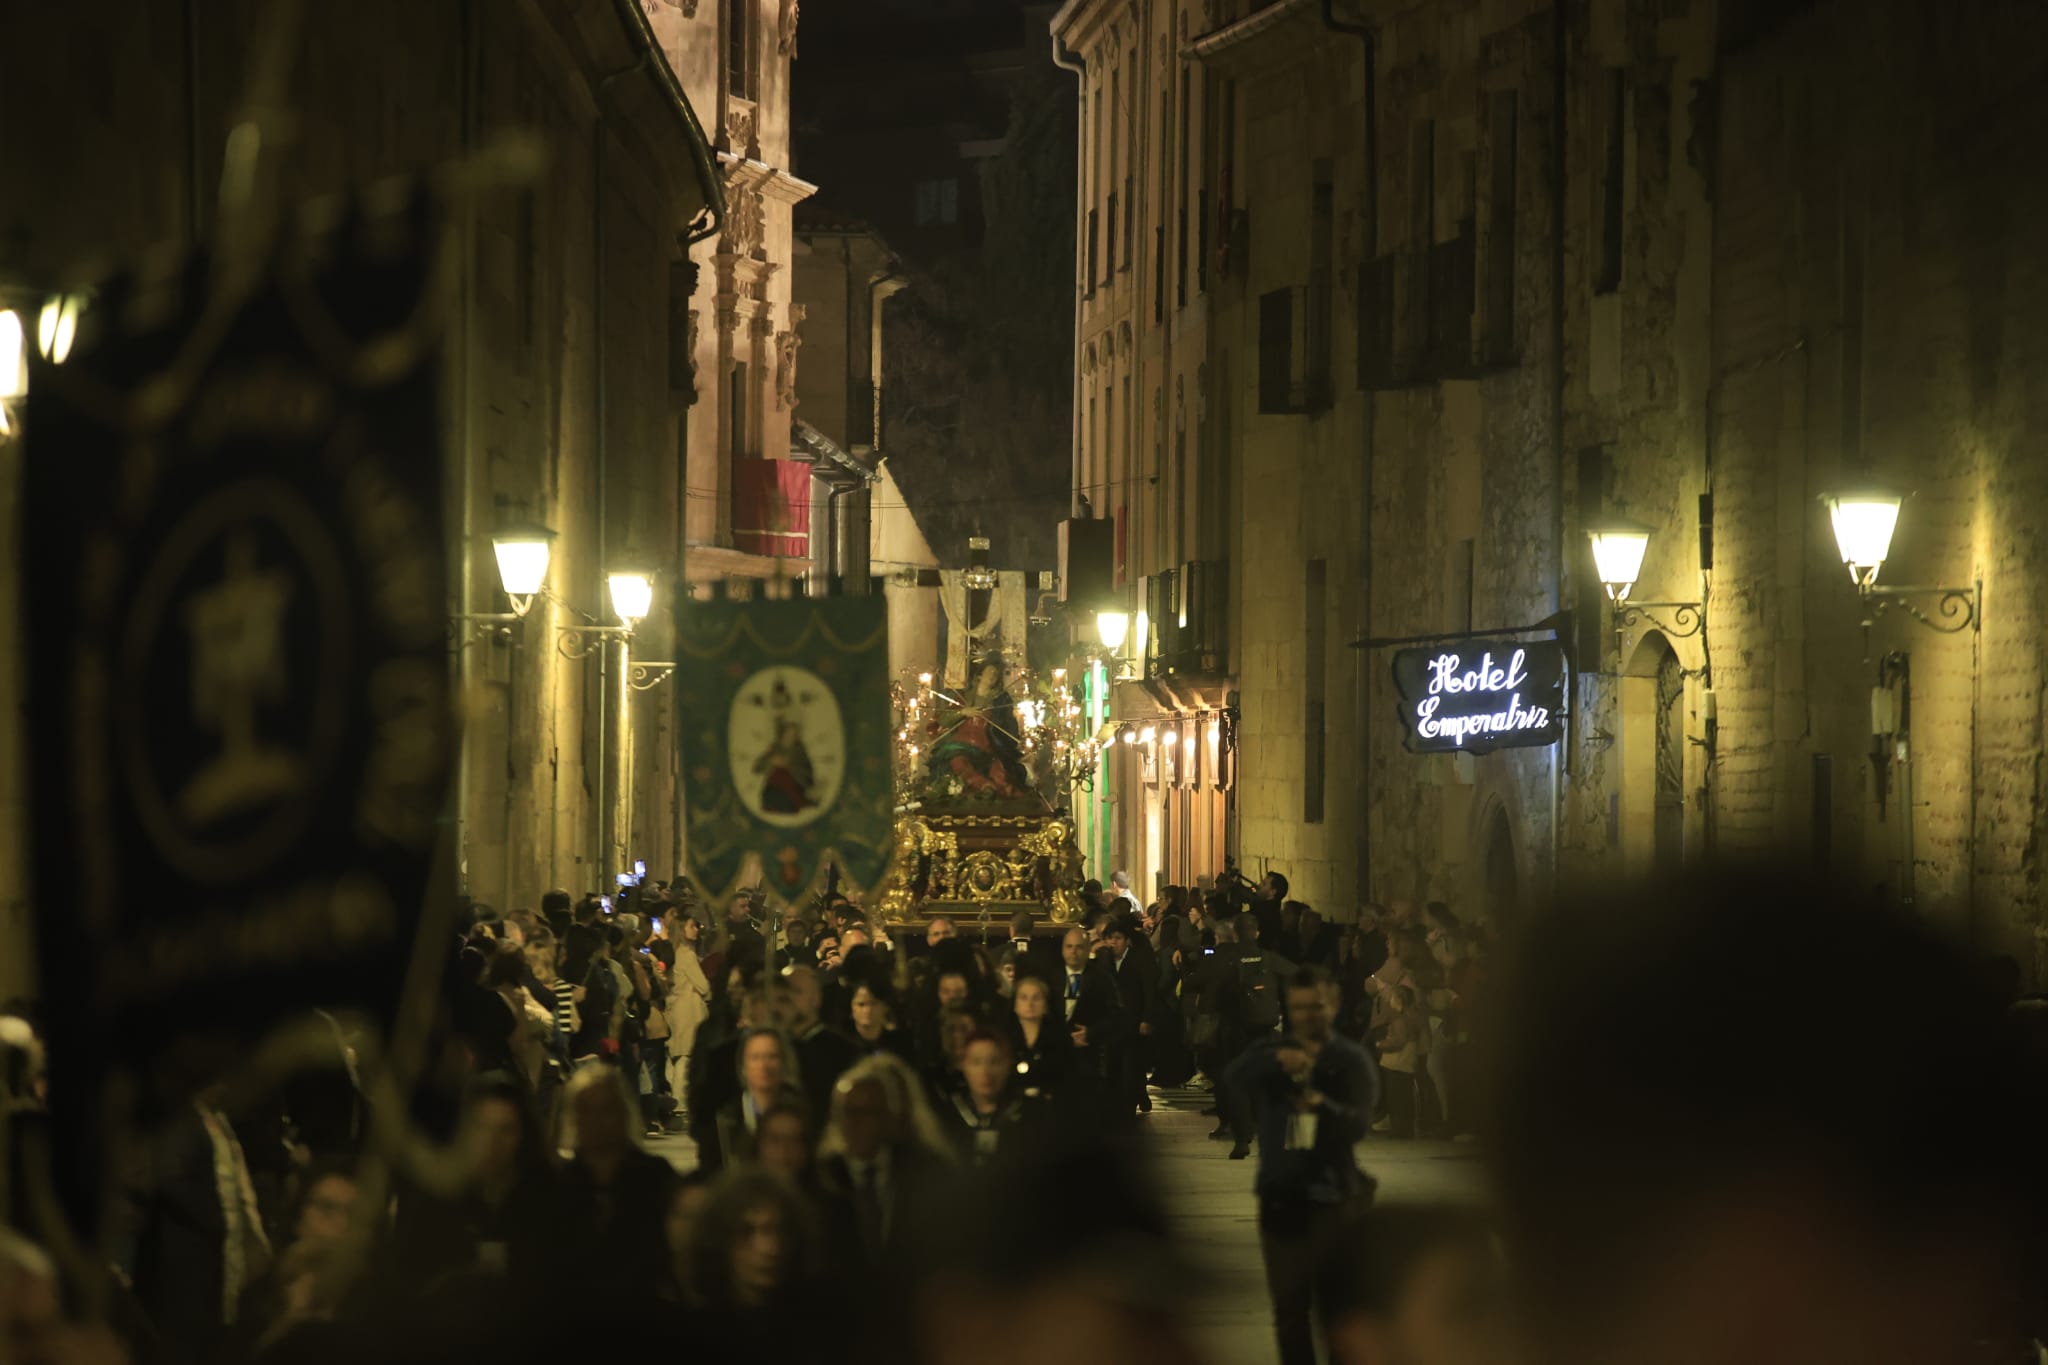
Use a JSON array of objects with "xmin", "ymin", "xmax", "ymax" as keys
[
  {"xmin": 607, "ymin": 571, "xmax": 654, "ymax": 627},
  {"xmin": 1585, "ymin": 515, "xmax": 1654, "ymax": 601},
  {"xmin": 490, "ymin": 523, "xmax": 555, "ymax": 617},
  {"xmin": 0, "ymin": 310, "xmax": 24, "ymax": 436},
  {"xmin": 453, "ymin": 521, "xmax": 557, "ymax": 641},
  {"xmin": 1095, "ymin": 609, "xmax": 1130, "ymax": 651},
  {"xmin": 1585, "ymin": 514, "xmax": 1702, "ymax": 639},
  {"xmin": 36, "ymin": 293, "xmax": 82, "ymax": 364},
  {"xmin": 1822, "ymin": 487, "xmax": 1977, "ymax": 634},
  {"xmin": 1824, "ymin": 488, "xmax": 1902, "ymax": 590}
]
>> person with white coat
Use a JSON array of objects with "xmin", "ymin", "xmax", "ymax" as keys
[{"xmin": 664, "ymin": 915, "xmax": 714, "ymax": 1109}]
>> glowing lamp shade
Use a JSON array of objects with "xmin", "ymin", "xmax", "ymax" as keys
[
  {"xmin": 608, "ymin": 571, "xmax": 654, "ymax": 626},
  {"xmin": 1826, "ymin": 489, "xmax": 1902, "ymax": 586},
  {"xmin": 0, "ymin": 310, "xmax": 25, "ymax": 401},
  {"xmin": 37, "ymin": 294, "xmax": 81, "ymax": 364},
  {"xmin": 1096, "ymin": 609, "xmax": 1131, "ymax": 652},
  {"xmin": 1585, "ymin": 517, "xmax": 1655, "ymax": 601},
  {"xmin": 490, "ymin": 524, "xmax": 555, "ymax": 605},
  {"xmin": 1139, "ymin": 725, "xmax": 1157, "ymax": 744}
]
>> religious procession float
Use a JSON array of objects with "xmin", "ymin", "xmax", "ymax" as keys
[{"xmin": 872, "ymin": 654, "xmax": 1103, "ymax": 930}]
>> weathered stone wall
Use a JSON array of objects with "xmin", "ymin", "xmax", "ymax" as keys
[{"xmin": 1710, "ymin": 0, "xmax": 2048, "ymax": 974}]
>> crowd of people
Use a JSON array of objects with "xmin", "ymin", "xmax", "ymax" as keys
[{"xmin": 2, "ymin": 861, "xmax": 2046, "ymax": 1365}]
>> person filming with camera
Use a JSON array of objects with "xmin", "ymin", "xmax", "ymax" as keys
[{"xmin": 1226, "ymin": 965, "xmax": 1379, "ymax": 1365}]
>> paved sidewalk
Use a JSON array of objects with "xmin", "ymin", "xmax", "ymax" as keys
[
  {"xmin": 646, "ymin": 1082, "xmax": 1489, "ymax": 1365},
  {"xmin": 1147, "ymin": 1083, "xmax": 1489, "ymax": 1365}
]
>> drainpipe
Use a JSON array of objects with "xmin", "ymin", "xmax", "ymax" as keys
[
  {"xmin": 593, "ymin": 49, "xmax": 650, "ymax": 880},
  {"xmin": 451, "ymin": 0, "xmax": 479, "ymax": 897},
  {"xmin": 1053, "ymin": 33, "xmax": 1086, "ymax": 517},
  {"xmin": 1548, "ymin": 0, "xmax": 1569, "ymax": 896},
  {"xmin": 1321, "ymin": 0, "xmax": 1377, "ymax": 908}
]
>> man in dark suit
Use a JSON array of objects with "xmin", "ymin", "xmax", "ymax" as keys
[
  {"xmin": 815, "ymin": 1069, "xmax": 949, "ymax": 1270},
  {"xmin": 1102, "ymin": 918, "xmax": 1161, "ymax": 1113},
  {"xmin": 1054, "ymin": 926, "xmax": 1121, "ymax": 1132},
  {"xmin": 785, "ymin": 964, "xmax": 859, "ymax": 1128}
]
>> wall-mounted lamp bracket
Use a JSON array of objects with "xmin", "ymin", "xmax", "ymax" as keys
[
  {"xmin": 1860, "ymin": 583, "xmax": 1978, "ymax": 635},
  {"xmin": 1614, "ymin": 601, "xmax": 1704, "ymax": 639},
  {"xmin": 556, "ymin": 623, "xmax": 632, "ymax": 661},
  {"xmin": 628, "ymin": 661, "xmax": 677, "ymax": 691}
]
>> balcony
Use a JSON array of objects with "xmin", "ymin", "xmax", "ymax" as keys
[{"xmin": 1145, "ymin": 560, "xmax": 1230, "ymax": 677}]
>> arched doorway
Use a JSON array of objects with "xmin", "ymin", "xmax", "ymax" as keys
[
  {"xmin": 1619, "ymin": 633, "xmax": 1686, "ymax": 875},
  {"xmin": 1482, "ymin": 804, "xmax": 1518, "ymax": 924}
]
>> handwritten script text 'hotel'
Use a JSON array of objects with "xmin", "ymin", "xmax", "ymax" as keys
[{"xmin": 1413, "ymin": 649, "xmax": 1553, "ymax": 747}]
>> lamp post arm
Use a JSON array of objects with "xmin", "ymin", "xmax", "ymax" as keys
[
  {"xmin": 1615, "ymin": 601, "xmax": 1705, "ymax": 639},
  {"xmin": 1864, "ymin": 584, "xmax": 1978, "ymax": 635}
]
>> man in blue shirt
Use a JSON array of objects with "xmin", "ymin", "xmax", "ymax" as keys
[{"xmin": 1226, "ymin": 965, "xmax": 1379, "ymax": 1365}]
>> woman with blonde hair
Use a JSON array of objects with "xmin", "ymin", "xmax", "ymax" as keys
[{"xmin": 663, "ymin": 914, "xmax": 714, "ymax": 1107}]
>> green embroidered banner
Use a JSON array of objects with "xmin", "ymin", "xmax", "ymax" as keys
[{"xmin": 677, "ymin": 594, "xmax": 894, "ymax": 908}]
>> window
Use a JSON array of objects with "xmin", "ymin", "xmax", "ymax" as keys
[
  {"xmin": 1122, "ymin": 175, "xmax": 1133, "ymax": 270},
  {"xmin": 1596, "ymin": 69, "xmax": 1626, "ymax": 294},
  {"xmin": 1107, "ymin": 189, "xmax": 1119, "ymax": 282},
  {"xmin": 1304, "ymin": 559, "xmax": 1327, "ymax": 825},
  {"xmin": 1087, "ymin": 209, "xmax": 1100, "ymax": 296},
  {"xmin": 914, "ymin": 178, "xmax": 959, "ymax": 226},
  {"xmin": 727, "ymin": 0, "xmax": 753, "ymax": 100}
]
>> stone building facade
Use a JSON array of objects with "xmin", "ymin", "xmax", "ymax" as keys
[
  {"xmin": 1056, "ymin": 0, "xmax": 2048, "ymax": 976},
  {"xmin": 0, "ymin": 0, "xmax": 729, "ymax": 992}
]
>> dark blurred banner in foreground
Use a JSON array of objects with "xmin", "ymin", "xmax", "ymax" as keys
[{"xmin": 21, "ymin": 191, "xmax": 452, "ymax": 1230}]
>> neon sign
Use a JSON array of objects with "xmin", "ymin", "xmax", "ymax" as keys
[{"xmin": 1392, "ymin": 640, "xmax": 1567, "ymax": 754}]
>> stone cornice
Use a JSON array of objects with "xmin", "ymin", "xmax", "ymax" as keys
[{"xmin": 716, "ymin": 152, "xmax": 819, "ymax": 205}]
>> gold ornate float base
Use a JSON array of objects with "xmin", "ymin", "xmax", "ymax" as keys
[{"xmin": 876, "ymin": 805, "xmax": 1085, "ymax": 927}]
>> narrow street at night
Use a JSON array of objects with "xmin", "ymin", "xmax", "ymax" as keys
[{"xmin": 3, "ymin": 1, "xmax": 2047, "ymax": 1364}]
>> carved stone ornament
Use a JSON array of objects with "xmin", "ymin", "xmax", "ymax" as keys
[
  {"xmin": 779, "ymin": 0, "xmax": 799, "ymax": 56},
  {"xmin": 686, "ymin": 308, "xmax": 701, "ymax": 364},
  {"xmin": 723, "ymin": 184, "xmax": 764, "ymax": 255},
  {"xmin": 774, "ymin": 304, "xmax": 805, "ymax": 410},
  {"xmin": 725, "ymin": 104, "xmax": 758, "ymax": 158},
  {"xmin": 1083, "ymin": 341, "xmax": 1097, "ymax": 374},
  {"xmin": 1118, "ymin": 320, "xmax": 1134, "ymax": 355}
]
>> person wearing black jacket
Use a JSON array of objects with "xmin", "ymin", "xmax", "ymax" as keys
[
  {"xmin": 1055, "ymin": 926, "xmax": 1120, "ymax": 1130},
  {"xmin": 1101, "ymin": 918, "xmax": 1159, "ymax": 1114},
  {"xmin": 786, "ymin": 964, "xmax": 859, "ymax": 1129},
  {"xmin": 1003, "ymin": 973, "xmax": 1073, "ymax": 1106}
]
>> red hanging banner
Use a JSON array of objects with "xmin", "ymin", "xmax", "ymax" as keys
[{"xmin": 733, "ymin": 458, "xmax": 812, "ymax": 557}]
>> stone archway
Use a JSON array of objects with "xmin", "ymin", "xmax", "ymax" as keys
[
  {"xmin": 1481, "ymin": 802, "xmax": 1518, "ymax": 925},
  {"xmin": 1618, "ymin": 631, "xmax": 1685, "ymax": 876}
]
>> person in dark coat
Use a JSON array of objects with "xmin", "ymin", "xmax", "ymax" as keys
[
  {"xmin": 1101, "ymin": 919, "xmax": 1160, "ymax": 1113},
  {"xmin": 786, "ymin": 965, "xmax": 860, "ymax": 1129},
  {"xmin": 120, "ymin": 1090, "xmax": 271, "ymax": 1365},
  {"xmin": 1054, "ymin": 926, "xmax": 1121, "ymax": 1131},
  {"xmin": 386, "ymin": 1079, "xmax": 567, "ymax": 1303},
  {"xmin": 1003, "ymin": 973, "xmax": 1074, "ymax": 1105},
  {"xmin": 936, "ymin": 1029, "xmax": 1058, "ymax": 1166},
  {"xmin": 812, "ymin": 1055, "xmax": 956, "ymax": 1273},
  {"xmin": 556, "ymin": 1067, "xmax": 678, "ymax": 1301}
]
